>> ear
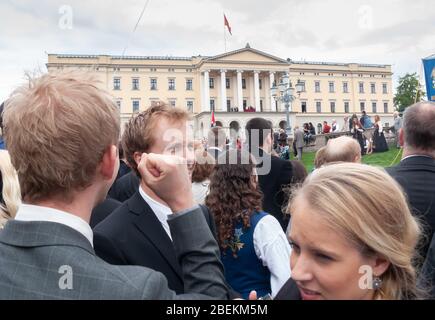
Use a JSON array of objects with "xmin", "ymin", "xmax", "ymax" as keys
[
  {"xmin": 100, "ymin": 145, "xmax": 118, "ymax": 180},
  {"xmin": 354, "ymin": 155, "xmax": 362, "ymax": 163},
  {"xmin": 266, "ymin": 132, "xmax": 273, "ymax": 146},
  {"xmin": 133, "ymin": 151, "xmax": 143, "ymax": 168},
  {"xmin": 399, "ymin": 128, "xmax": 404, "ymax": 147},
  {"xmin": 371, "ymin": 256, "xmax": 390, "ymax": 279}
]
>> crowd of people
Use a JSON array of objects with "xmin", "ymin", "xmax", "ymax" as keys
[{"xmin": 0, "ymin": 71, "xmax": 434, "ymax": 300}]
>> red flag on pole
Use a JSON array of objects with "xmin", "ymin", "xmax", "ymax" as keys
[
  {"xmin": 211, "ymin": 110, "xmax": 216, "ymax": 127},
  {"xmin": 224, "ymin": 14, "xmax": 232, "ymax": 35}
]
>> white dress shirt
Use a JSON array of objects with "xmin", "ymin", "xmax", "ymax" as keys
[
  {"xmin": 207, "ymin": 146, "xmax": 223, "ymax": 153},
  {"xmin": 14, "ymin": 204, "xmax": 94, "ymax": 247},
  {"xmin": 139, "ymin": 186, "xmax": 173, "ymax": 241},
  {"xmin": 253, "ymin": 215, "xmax": 292, "ymax": 298},
  {"xmin": 192, "ymin": 180, "xmax": 210, "ymax": 205}
]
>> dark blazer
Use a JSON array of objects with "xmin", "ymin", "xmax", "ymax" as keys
[
  {"xmin": 386, "ymin": 156, "xmax": 435, "ymax": 259},
  {"xmin": 93, "ymin": 191, "xmax": 217, "ymax": 294},
  {"xmin": 420, "ymin": 235, "xmax": 435, "ymax": 299},
  {"xmin": 108, "ymin": 171, "xmax": 140, "ymax": 203},
  {"xmin": 90, "ymin": 198, "xmax": 122, "ymax": 229},
  {"xmin": 252, "ymin": 148, "xmax": 293, "ymax": 231},
  {"xmin": 116, "ymin": 160, "xmax": 131, "ymax": 180},
  {"xmin": 274, "ymin": 278, "xmax": 301, "ymax": 300},
  {"xmin": 0, "ymin": 207, "xmax": 229, "ymax": 299}
]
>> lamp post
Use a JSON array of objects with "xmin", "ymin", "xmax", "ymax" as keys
[{"xmin": 270, "ymin": 73, "xmax": 304, "ymax": 137}]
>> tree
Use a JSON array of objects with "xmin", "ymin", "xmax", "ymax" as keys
[{"xmin": 394, "ymin": 73, "xmax": 425, "ymax": 112}]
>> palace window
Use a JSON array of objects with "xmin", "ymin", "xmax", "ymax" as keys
[
  {"xmin": 113, "ymin": 78, "xmax": 121, "ymax": 90},
  {"xmin": 329, "ymin": 82, "xmax": 335, "ymax": 93},
  {"xmin": 330, "ymin": 102, "xmax": 336, "ymax": 113},
  {"xmin": 301, "ymin": 101, "xmax": 307, "ymax": 113},
  {"xmin": 150, "ymin": 78, "xmax": 157, "ymax": 90},
  {"xmin": 132, "ymin": 100, "xmax": 140, "ymax": 113},
  {"xmin": 132, "ymin": 78, "xmax": 140, "ymax": 90},
  {"xmin": 168, "ymin": 78, "xmax": 176, "ymax": 91},
  {"xmin": 316, "ymin": 101, "xmax": 322, "ymax": 113},
  {"xmin": 187, "ymin": 101, "xmax": 194, "ymax": 113}
]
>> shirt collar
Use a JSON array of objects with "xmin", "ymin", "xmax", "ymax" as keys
[
  {"xmin": 14, "ymin": 204, "xmax": 94, "ymax": 247},
  {"xmin": 208, "ymin": 146, "xmax": 223, "ymax": 152},
  {"xmin": 139, "ymin": 186, "xmax": 172, "ymax": 217},
  {"xmin": 401, "ymin": 154, "xmax": 434, "ymax": 162}
]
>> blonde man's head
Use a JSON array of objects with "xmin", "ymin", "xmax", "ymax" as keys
[
  {"xmin": 289, "ymin": 162, "xmax": 422, "ymax": 299},
  {"xmin": 121, "ymin": 103, "xmax": 190, "ymax": 176},
  {"xmin": 324, "ymin": 136, "xmax": 361, "ymax": 164},
  {"xmin": 3, "ymin": 71, "xmax": 120, "ymax": 203}
]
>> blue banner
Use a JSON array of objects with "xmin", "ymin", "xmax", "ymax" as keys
[{"xmin": 423, "ymin": 55, "xmax": 435, "ymax": 101}]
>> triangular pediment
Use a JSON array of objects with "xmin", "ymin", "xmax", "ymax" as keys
[{"xmin": 206, "ymin": 46, "xmax": 289, "ymax": 64}]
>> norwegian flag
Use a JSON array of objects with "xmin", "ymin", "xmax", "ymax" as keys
[
  {"xmin": 224, "ymin": 14, "xmax": 232, "ymax": 35},
  {"xmin": 211, "ymin": 110, "xmax": 216, "ymax": 127}
]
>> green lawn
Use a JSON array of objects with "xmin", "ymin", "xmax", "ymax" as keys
[{"xmin": 298, "ymin": 145, "xmax": 403, "ymax": 172}]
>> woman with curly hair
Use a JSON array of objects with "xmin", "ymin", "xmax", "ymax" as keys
[{"xmin": 205, "ymin": 149, "xmax": 291, "ymax": 299}]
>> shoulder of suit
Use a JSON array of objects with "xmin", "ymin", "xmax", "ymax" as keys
[
  {"xmin": 95, "ymin": 258, "xmax": 165, "ymax": 298},
  {"xmin": 93, "ymin": 202, "xmax": 132, "ymax": 233}
]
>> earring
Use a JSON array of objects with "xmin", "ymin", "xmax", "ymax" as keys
[{"xmin": 373, "ymin": 277, "xmax": 383, "ymax": 290}]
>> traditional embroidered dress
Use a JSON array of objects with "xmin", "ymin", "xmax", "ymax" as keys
[{"xmin": 221, "ymin": 211, "xmax": 271, "ymax": 299}]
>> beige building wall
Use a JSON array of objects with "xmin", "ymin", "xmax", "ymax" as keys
[{"xmin": 47, "ymin": 45, "xmax": 394, "ymax": 137}]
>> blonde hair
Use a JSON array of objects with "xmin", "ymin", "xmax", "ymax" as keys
[
  {"xmin": 314, "ymin": 146, "xmax": 327, "ymax": 169},
  {"xmin": 324, "ymin": 136, "xmax": 361, "ymax": 164},
  {"xmin": 289, "ymin": 163, "xmax": 423, "ymax": 300},
  {"xmin": 3, "ymin": 71, "xmax": 120, "ymax": 202},
  {"xmin": 0, "ymin": 151, "xmax": 21, "ymax": 228}
]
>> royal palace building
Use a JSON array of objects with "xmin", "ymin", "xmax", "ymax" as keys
[{"xmin": 47, "ymin": 44, "xmax": 394, "ymax": 139}]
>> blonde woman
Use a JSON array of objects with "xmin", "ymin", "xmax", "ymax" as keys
[
  {"xmin": 276, "ymin": 162, "xmax": 424, "ymax": 300},
  {"xmin": 0, "ymin": 150, "xmax": 21, "ymax": 228}
]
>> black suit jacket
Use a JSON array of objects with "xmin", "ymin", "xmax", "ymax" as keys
[
  {"xmin": 108, "ymin": 171, "xmax": 140, "ymax": 203},
  {"xmin": 93, "ymin": 191, "xmax": 217, "ymax": 294},
  {"xmin": 253, "ymin": 148, "xmax": 293, "ymax": 231},
  {"xmin": 420, "ymin": 235, "xmax": 435, "ymax": 299},
  {"xmin": 386, "ymin": 156, "xmax": 435, "ymax": 259},
  {"xmin": 274, "ymin": 278, "xmax": 301, "ymax": 300},
  {"xmin": 90, "ymin": 198, "xmax": 122, "ymax": 228}
]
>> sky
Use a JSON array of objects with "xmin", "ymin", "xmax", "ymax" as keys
[{"xmin": 1, "ymin": 0, "xmax": 434, "ymax": 102}]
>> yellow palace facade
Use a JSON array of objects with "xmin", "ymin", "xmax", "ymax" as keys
[{"xmin": 47, "ymin": 44, "xmax": 394, "ymax": 139}]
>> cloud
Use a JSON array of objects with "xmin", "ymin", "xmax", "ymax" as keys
[{"xmin": 0, "ymin": 0, "xmax": 434, "ymax": 101}]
